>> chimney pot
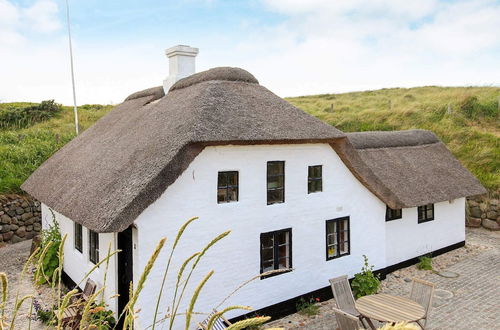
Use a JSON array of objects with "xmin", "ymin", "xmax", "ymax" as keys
[{"xmin": 163, "ymin": 45, "xmax": 199, "ymax": 93}]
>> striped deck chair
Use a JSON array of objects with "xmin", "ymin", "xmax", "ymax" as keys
[{"xmin": 197, "ymin": 310, "xmax": 232, "ymax": 330}]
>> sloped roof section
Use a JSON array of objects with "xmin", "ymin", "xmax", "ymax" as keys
[
  {"xmin": 343, "ymin": 130, "xmax": 486, "ymax": 209},
  {"xmin": 22, "ymin": 67, "xmax": 344, "ymax": 233}
]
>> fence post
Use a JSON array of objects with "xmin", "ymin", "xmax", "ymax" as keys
[
  {"xmin": 330, "ymin": 103, "xmax": 334, "ymax": 113},
  {"xmin": 447, "ymin": 103, "xmax": 452, "ymax": 114}
]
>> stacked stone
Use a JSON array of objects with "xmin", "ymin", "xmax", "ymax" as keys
[
  {"xmin": 0, "ymin": 196, "xmax": 42, "ymax": 246},
  {"xmin": 466, "ymin": 196, "xmax": 499, "ymax": 230}
]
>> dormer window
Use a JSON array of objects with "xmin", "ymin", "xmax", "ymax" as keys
[{"xmin": 217, "ymin": 171, "xmax": 239, "ymax": 203}]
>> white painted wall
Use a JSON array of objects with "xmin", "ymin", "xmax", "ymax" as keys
[
  {"xmin": 385, "ymin": 198, "xmax": 466, "ymax": 266},
  {"xmin": 133, "ymin": 144, "xmax": 387, "ymax": 329},
  {"xmin": 41, "ymin": 205, "xmax": 119, "ymax": 315},
  {"xmin": 40, "ymin": 143, "xmax": 467, "ymax": 329}
]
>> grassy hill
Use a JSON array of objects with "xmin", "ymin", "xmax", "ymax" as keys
[{"xmin": 0, "ymin": 86, "xmax": 498, "ymax": 196}]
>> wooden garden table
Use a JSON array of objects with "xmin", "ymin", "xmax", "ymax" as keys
[{"xmin": 355, "ymin": 293, "xmax": 425, "ymax": 329}]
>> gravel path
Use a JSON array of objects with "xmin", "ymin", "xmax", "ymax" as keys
[
  {"xmin": 0, "ymin": 239, "xmax": 46, "ymax": 330},
  {"xmin": 265, "ymin": 227, "xmax": 500, "ymax": 329}
]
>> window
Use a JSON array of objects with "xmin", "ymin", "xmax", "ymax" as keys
[
  {"xmin": 385, "ymin": 206, "xmax": 402, "ymax": 221},
  {"xmin": 260, "ymin": 228, "xmax": 292, "ymax": 277},
  {"xmin": 89, "ymin": 230, "xmax": 99, "ymax": 264},
  {"xmin": 418, "ymin": 204, "xmax": 434, "ymax": 223},
  {"xmin": 74, "ymin": 223, "xmax": 83, "ymax": 253},
  {"xmin": 267, "ymin": 161, "xmax": 285, "ymax": 205},
  {"xmin": 308, "ymin": 165, "xmax": 323, "ymax": 193},
  {"xmin": 217, "ymin": 171, "xmax": 239, "ymax": 203},
  {"xmin": 326, "ymin": 217, "xmax": 350, "ymax": 260}
]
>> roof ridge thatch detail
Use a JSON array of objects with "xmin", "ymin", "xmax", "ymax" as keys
[
  {"xmin": 170, "ymin": 67, "xmax": 258, "ymax": 91},
  {"xmin": 125, "ymin": 86, "xmax": 165, "ymax": 102},
  {"xmin": 346, "ymin": 129, "xmax": 439, "ymax": 150}
]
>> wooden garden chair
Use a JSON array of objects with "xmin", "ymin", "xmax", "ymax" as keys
[
  {"xmin": 409, "ymin": 278, "xmax": 435, "ymax": 329},
  {"xmin": 333, "ymin": 307, "xmax": 365, "ymax": 330},
  {"xmin": 56, "ymin": 279, "xmax": 97, "ymax": 329},
  {"xmin": 329, "ymin": 275, "xmax": 368, "ymax": 327},
  {"xmin": 197, "ymin": 309, "xmax": 232, "ymax": 330}
]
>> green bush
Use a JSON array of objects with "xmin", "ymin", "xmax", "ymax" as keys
[
  {"xmin": 417, "ymin": 255, "xmax": 433, "ymax": 270},
  {"xmin": 36, "ymin": 213, "xmax": 61, "ymax": 284},
  {"xmin": 0, "ymin": 100, "xmax": 61, "ymax": 129},
  {"xmin": 295, "ymin": 297, "xmax": 321, "ymax": 316},
  {"xmin": 458, "ymin": 95, "xmax": 498, "ymax": 119},
  {"xmin": 87, "ymin": 303, "xmax": 117, "ymax": 329},
  {"xmin": 351, "ymin": 255, "xmax": 380, "ymax": 299}
]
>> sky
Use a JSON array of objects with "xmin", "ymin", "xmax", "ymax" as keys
[{"xmin": 1, "ymin": 0, "xmax": 500, "ymax": 105}]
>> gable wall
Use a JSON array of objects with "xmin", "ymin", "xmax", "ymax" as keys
[{"xmin": 133, "ymin": 143, "xmax": 386, "ymax": 328}]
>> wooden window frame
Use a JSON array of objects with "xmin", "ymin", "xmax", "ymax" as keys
[
  {"xmin": 418, "ymin": 204, "xmax": 434, "ymax": 223},
  {"xmin": 308, "ymin": 165, "xmax": 323, "ymax": 194},
  {"xmin": 88, "ymin": 230, "xmax": 99, "ymax": 264},
  {"xmin": 267, "ymin": 161, "xmax": 285, "ymax": 205},
  {"xmin": 74, "ymin": 222, "xmax": 83, "ymax": 253},
  {"xmin": 217, "ymin": 171, "xmax": 239, "ymax": 203},
  {"xmin": 325, "ymin": 217, "xmax": 350, "ymax": 261},
  {"xmin": 385, "ymin": 206, "xmax": 402, "ymax": 221},
  {"xmin": 260, "ymin": 228, "xmax": 292, "ymax": 279}
]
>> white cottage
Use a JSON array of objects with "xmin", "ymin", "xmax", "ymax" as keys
[{"xmin": 22, "ymin": 45, "xmax": 486, "ymax": 328}]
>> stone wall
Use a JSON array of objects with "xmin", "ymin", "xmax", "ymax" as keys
[
  {"xmin": 466, "ymin": 195, "xmax": 499, "ymax": 230},
  {"xmin": 0, "ymin": 196, "xmax": 41, "ymax": 246}
]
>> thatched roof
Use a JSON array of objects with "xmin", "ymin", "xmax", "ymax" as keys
[
  {"xmin": 22, "ymin": 67, "xmax": 344, "ymax": 233},
  {"xmin": 341, "ymin": 130, "xmax": 486, "ymax": 209}
]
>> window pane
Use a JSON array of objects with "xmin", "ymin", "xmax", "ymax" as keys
[
  {"xmin": 227, "ymin": 172, "xmax": 238, "ymax": 186},
  {"xmin": 278, "ymin": 245, "xmax": 289, "ymax": 260},
  {"xmin": 315, "ymin": 180, "xmax": 322, "ymax": 192},
  {"xmin": 327, "ymin": 245, "xmax": 337, "ymax": 258},
  {"xmin": 327, "ymin": 234, "xmax": 337, "ymax": 245},
  {"xmin": 340, "ymin": 242, "xmax": 349, "ymax": 255},
  {"xmin": 267, "ymin": 189, "xmax": 284, "ymax": 204},
  {"xmin": 227, "ymin": 187, "xmax": 238, "ymax": 202},
  {"xmin": 217, "ymin": 172, "xmax": 227, "ymax": 187},
  {"xmin": 426, "ymin": 208, "xmax": 433, "ymax": 219},
  {"xmin": 261, "ymin": 235, "xmax": 274, "ymax": 248},
  {"xmin": 217, "ymin": 188, "xmax": 227, "ymax": 203},
  {"xmin": 278, "ymin": 257, "xmax": 289, "ymax": 269},
  {"xmin": 261, "ymin": 247, "xmax": 273, "ymax": 262},
  {"xmin": 327, "ymin": 221, "xmax": 337, "ymax": 235},
  {"xmin": 262, "ymin": 261, "xmax": 274, "ymax": 272},
  {"xmin": 267, "ymin": 162, "xmax": 284, "ymax": 175},
  {"xmin": 267, "ymin": 176, "xmax": 284, "ymax": 189},
  {"xmin": 277, "ymin": 231, "xmax": 289, "ymax": 245}
]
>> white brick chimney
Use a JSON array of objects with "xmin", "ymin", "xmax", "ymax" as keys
[{"xmin": 163, "ymin": 45, "xmax": 199, "ymax": 93}]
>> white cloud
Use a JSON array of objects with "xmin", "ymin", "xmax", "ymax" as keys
[
  {"xmin": 0, "ymin": 0, "xmax": 499, "ymax": 104},
  {"xmin": 23, "ymin": 0, "xmax": 61, "ymax": 33}
]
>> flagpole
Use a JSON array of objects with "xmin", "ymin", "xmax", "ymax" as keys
[{"xmin": 65, "ymin": 0, "xmax": 79, "ymax": 135}]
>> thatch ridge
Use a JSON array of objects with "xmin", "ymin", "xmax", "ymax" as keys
[
  {"xmin": 125, "ymin": 86, "xmax": 165, "ymax": 102},
  {"xmin": 347, "ymin": 129, "xmax": 439, "ymax": 149},
  {"xmin": 170, "ymin": 67, "xmax": 258, "ymax": 91}
]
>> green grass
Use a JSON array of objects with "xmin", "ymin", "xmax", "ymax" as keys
[
  {"xmin": 0, "ymin": 103, "xmax": 113, "ymax": 194},
  {"xmin": 0, "ymin": 86, "xmax": 498, "ymax": 195},
  {"xmin": 286, "ymin": 86, "xmax": 499, "ymax": 193}
]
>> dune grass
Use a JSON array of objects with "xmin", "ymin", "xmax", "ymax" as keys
[
  {"xmin": 0, "ymin": 86, "xmax": 498, "ymax": 195},
  {"xmin": 0, "ymin": 104, "xmax": 113, "ymax": 194},
  {"xmin": 286, "ymin": 86, "xmax": 499, "ymax": 192}
]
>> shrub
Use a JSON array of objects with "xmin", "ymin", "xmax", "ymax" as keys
[
  {"xmin": 0, "ymin": 100, "xmax": 61, "ymax": 129},
  {"xmin": 351, "ymin": 255, "xmax": 380, "ymax": 299},
  {"xmin": 295, "ymin": 297, "xmax": 320, "ymax": 316},
  {"xmin": 87, "ymin": 302, "xmax": 116, "ymax": 329},
  {"xmin": 458, "ymin": 95, "xmax": 498, "ymax": 119},
  {"xmin": 417, "ymin": 255, "xmax": 433, "ymax": 270},
  {"xmin": 36, "ymin": 212, "xmax": 61, "ymax": 284},
  {"xmin": 33, "ymin": 299, "xmax": 56, "ymax": 325}
]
